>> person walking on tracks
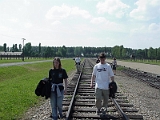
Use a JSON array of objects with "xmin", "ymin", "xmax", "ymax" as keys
[
  {"xmin": 96, "ymin": 57, "xmax": 100, "ymax": 63},
  {"xmin": 112, "ymin": 58, "xmax": 117, "ymax": 75},
  {"xmin": 74, "ymin": 55, "xmax": 81, "ymax": 73},
  {"xmin": 90, "ymin": 52, "xmax": 115, "ymax": 115},
  {"xmin": 49, "ymin": 57, "xmax": 68, "ymax": 120}
]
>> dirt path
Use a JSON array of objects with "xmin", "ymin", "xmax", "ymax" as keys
[
  {"xmin": 108, "ymin": 60, "xmax": 160, "ymax": 75},
  {"xmin": 0, "ymin": 60, "xmax": 53, "ymax": 67}
]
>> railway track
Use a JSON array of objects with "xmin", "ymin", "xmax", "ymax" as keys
[
  {"xmin": 120, "ymin": 66, "xmax": 160, "ymax": 89},
  {"xmin": 61, "ymin": 58, "xmax": 143, "ymax": 120}
]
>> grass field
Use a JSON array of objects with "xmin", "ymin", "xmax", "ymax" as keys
[{"xmin": 0, "ymin": 58, "xmax": 75, "ymax": 120}]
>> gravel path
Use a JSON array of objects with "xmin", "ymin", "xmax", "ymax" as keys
[
  {"xmin": 0, "ymin": 60, "xmax": 53, "ymax": 67},
  {"xmin": 111, "ymin": 60, "xmax": 160, "ymax": 120},
  {"xmin": 116, "ymin": 71, "xmax": 160, "ymax": 120},
  {"xmin": 108, "ymin": 60, "xmax": 160, "ymax": 75},
  {"xmin": 21, "ymin": 60, "xmax": 160, "ymax": 120}
]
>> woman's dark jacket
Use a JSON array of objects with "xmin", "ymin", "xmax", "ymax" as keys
[
  {"xmin": 109, "ymin": 81, "xmax": 117, "ymax": 98},
  {"xmin": 35, "ymin": 78, "xmax": 51, "ymax": 99}
]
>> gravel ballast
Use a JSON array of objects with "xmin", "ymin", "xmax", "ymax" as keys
[{"xmin": 116, "ymin": 71, "xmax": 160, "ymax": 120}]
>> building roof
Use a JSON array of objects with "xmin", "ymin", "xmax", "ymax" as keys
[{"xmin": 0, "ymin": 52, "xmax": 22, "ymax": 55}]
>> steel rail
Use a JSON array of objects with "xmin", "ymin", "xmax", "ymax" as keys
[
  {"xmin": 64, "ymin": 58, "xmax": 143, "ymax": 120},
  {"xmin": 65, "ymin": 59, "xmax": 86, "ymax": 120},
  {"xmin": 111, "ymin": 98, "xmax": 130, "ymax": 120}
]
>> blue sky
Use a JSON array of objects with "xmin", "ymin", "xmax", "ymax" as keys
[{"xmin": 0, "ymin": 0, "xmax": 160, "ymax": 49}]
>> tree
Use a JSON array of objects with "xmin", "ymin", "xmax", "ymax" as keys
[
  {"xmin": 0, "ymin": 45, "xmax": 3, "ymax": 51},
  {"xmin": 74, "ymin": 47, "xmax": 82, "ymax": 56},
  {"xmin": 3, "ymin": 43, "xmax": 7, "ymax": 52},
  {"xmin": 61, "ymin": 45, "xmax": 67, "ymax": 57},
  {"xmin": 11, "ymin": 44, "xmax": 15, "ymax": 52},
  {"xmin": 67, "ymin": 47, "xmax": 74, "ymax": 57},
  {"xmin": 19, "ymin": 44, "xmax": 22, "ymax": 52},
  {"xmin": 111, "ymin": 46, "xmax": 120, "ymax": 58},
  {"xmin": 122, "ymin": 48, "xmax": 127, "ymax": 58},
  {"xmin": 148, "ymin": 47, "xmax": 156, "ymax": 59},
  {"xmin": 39, "ymin": 43, "xmax": 41, "ymax": 57},
  {"xmin": 14, "ymin": 44, "xmax": 19, "ymax": 52},
  {"xmin": 157, "ymin": 47, "xmax": 160, "ymax": 60},
  {"xmin": 136, "ymin": 49, "xmax": 145, "ymax": 59},
  {"xmin": 24, "ymin": 42, "xmax": 32, "ymax": 58},
  {"xmin": 144, "ymin": 48, "xmax": 148, "ymax": 59},
  {"xmin": 44, "ymin": 46, "xmax": 53, "ymax": 58},
  {"xmin": 119, "ymin": 45, "xmax": 123, "ymax": 58}
]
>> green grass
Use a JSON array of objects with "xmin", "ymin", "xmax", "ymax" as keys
[
  {"xmin": 117, "ymin": 66, "xmax": 125, "ymax": 71},
  {"xmin": 0, "ymin": 59, "xmax": 75, "ymax": 120}
]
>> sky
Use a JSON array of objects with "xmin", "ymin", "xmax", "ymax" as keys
[{"xmin": 0, "ymin": 0, "xmax": 160, "ymax": 49}]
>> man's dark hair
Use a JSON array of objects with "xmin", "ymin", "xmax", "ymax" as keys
[{"xmin": 99, "ymin": 52, "xmax": 106, "ymax": 58}]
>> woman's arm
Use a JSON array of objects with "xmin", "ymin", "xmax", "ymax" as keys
[
  {"xmin": 64, "ymin": 78, "xmax": 67, "ymax": 94},
  {"xmin": 49, "ymin": 69, "xmax": 52, "ymax": 80}
]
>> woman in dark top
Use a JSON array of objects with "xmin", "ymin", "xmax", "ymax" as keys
[
  {"xmin": 49, "ymin": 57, "xmax": 68, "ymax": 120},
  {"xmin": 112, "ymin": 58, "xmax": 117, "ymax": 75}
]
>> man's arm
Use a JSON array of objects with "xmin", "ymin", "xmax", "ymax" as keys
[{"xmin": 90, "ymin": 75, "xmax": 96, "ymax": 88}]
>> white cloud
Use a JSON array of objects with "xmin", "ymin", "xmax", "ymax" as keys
[
  {"xmin": 24, "ymin": 0, "xmax": 30, "ymax": 5},
  {"xmin": 90, "ymin": 17, "xmax": 107, "ymax": 24},
  {"xmin": 71, "ymin": 7, "xmax": 91, "ymax": 19},
  {"xmin": 9, "ymin": 18, "xmax": 19, "ymax": 23},
  {"xmin": 148, "ymin": 23, "xmax": 160, "ymax": 31},
  {"xmin": 90, "ymin": 17, "xmax": 122, "ymax": 31},
  {"xmin": 45, "ymin": 4, "xmax": 70, "ymax": 20},
  {"xmin": 74, "ymin": 23, "xmax": 94, "ymax": 33},
  {"xmin": 130, "ymin": 25, "xmax": 147, "ymax": 34},
  {"xmin": 51, "ymin": 21, "xmax": 61, "ymax": 25},
  {"xmin": 45, "ymin": 4, "xmax": 91, "ymax": 21},
  {"xmin": 0, "ymin": 25, "xmax": 12, "ymax": 32},
  {"xmin": 130, "ymin": 0, "xmax": 160, "ymax": 21},
  {"xmin": 24, "ymin": 22, "xmax": 32, "ymax": 28},
  {"xmin": 96, "ymin": 0, "xmax": 130, "ymax": 18},
  {"xmin": 85, "ymin": 0, "xmax": 99, "ymax": 1}
]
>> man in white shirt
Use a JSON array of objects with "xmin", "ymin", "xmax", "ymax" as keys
[
  {"xmin": 90, "ymin": 53, "xmax": 114, "ymax": 115},
  {"xmin": 74, "ymin": 56, "xmax": 81, "ymax": 73}
]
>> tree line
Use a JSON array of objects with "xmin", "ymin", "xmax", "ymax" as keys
[{"xmin": 0, "ymin": 43, "xmax": 160, "ymax": 60}]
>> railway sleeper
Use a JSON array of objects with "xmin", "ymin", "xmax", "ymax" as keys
[{"xmin": 72, "ymin": 113, "xmax": 143, "ymax": 120}]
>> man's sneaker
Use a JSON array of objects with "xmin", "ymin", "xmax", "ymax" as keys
[
  {"xmin": 101, "ymin": 107, "xmax": 107, "ymax": 115},
  {"xmin": 96, "ymin": 109, "xmax": 101, "ymax": 115},
  {"xmin": 58, "ymin": 114, "xmax": 65, "ymax": 119},
  {"xmin": 50, "ymin": 113, "xmax": 52, "ymax": 118}
]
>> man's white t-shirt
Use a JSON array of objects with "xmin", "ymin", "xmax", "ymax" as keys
[
  {"xmin": 75, "ymin": 57, "xmax": 81, "ymax": 63},
  {"xmin": 112, "ymin": 60, "xmax": 117, "ymax": 66},
  {"xmin": 92, "ymin": 63, "xmax": 114, "ymax": 90}
]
